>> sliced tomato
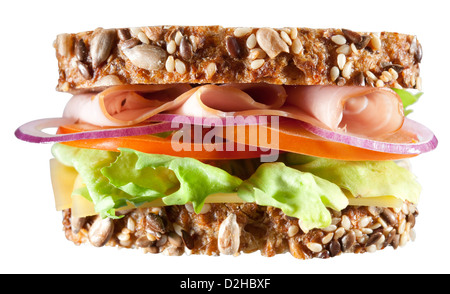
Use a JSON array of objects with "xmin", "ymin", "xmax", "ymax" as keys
[
  {"xmin": 214, "ymin": 119, "xmax": 417, "ymax": 161},
  {"xmin": 57, "ymin": 123, "xmax": 273, "ymax": 160},
  {"xmin": 58, "ymin": 119, "xmax": 417, "ymax": 161}
]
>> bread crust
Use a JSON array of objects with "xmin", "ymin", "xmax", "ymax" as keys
[
  {"xmin": 63, "ymin": 202, "xmax": 418, "ymax": 259},
  {"xmin": 54, "ymin": 26, "xmax": 422, "ymax": 93}
]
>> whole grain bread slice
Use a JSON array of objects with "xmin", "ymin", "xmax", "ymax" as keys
[
  {"xmin": 62, "ymin": 202, "xmax": 418, "ymax": 258},
  {"xmin": 54, "ymin": 26, "xmax": 422, "ymax": 93}
]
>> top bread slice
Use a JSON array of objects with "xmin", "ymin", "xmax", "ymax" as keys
[{"xmin": 54, "ymin": 26, "xmax": 422, "ymax": 93}]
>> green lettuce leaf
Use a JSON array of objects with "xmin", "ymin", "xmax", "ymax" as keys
[
  {"xmin": 291, "ymin": 156, "xmax": 421, "ymax": 204},
  {"xmin": 51, "ymin": 144, "xmax": 420, "ymax": 229},
  {"xmin": 238, "ymin": 162, "xmax": 348, "ymax": 230},
  {"xmin": 102, "ymin": 148, "xmax": 243, "ymax": 213},
  {"xmin": 392, "ymin": 88, "xmax": 423, "ymax": 116},
  {"xmin": 51, "ymin": 142, "xmax": 80, "ymax": 167},
  {"xmin": 52, "ymin": 144, "xmax": 243, "ymax": 216},
  {"xmin": 72, "ymin": 186, "xmax": 92, "ymax": 202},
  {"xmin": 101, "ymin": 149, "xmax": 180, "ymax": 206},
  {"xmin": 52, "ymin": 144, "xmax": 127, "ymax": 218}
]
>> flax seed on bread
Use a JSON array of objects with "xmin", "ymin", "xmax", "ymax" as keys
[{"xmin": 54, "ymin": 26, "xmax": 422, "ymax": 93}]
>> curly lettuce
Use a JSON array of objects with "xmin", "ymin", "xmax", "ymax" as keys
[
  {"xmin": 51, "ymin": 144, "xmax": 421, "ymax": 229},
  {"xmin": 238, "ymin": 162, "xmax": 348, "ymax": 230},
  {"xmin": 102, "ymin": 148, "xmax": 243, "ymax": 214},
  {"xmin": 52, "ymin": 144, "xmax": 243, "ymax": 217},
  {"xmin": 392, "ymin": 88, "xmax": 423, "ymax": 116},
  {"xmin": 287, "ymin": 153, "xmax": 421, "ymax": 204}
]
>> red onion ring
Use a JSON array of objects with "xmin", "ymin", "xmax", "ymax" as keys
[
  {"xmin": 148, "ymin": 113, "xmax": 267, "ymax": 126},
  {"xmin": 14, "ymin": 114, "xmax": 266, "ymax": 144},
  {"xmin": 16, "ymin": 114, "xmax": 437, "ymax": 156},
  {"xmin": 14, "ymin": 117, "xmax": 179, "ymax": 144},
  {"xmin": 299, "ymin": 117, "xmax": 438, "ymax": 155}
]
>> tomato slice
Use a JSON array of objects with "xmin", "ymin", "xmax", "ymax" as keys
[
  {"xmin": 57, "ymin": 119, "xmax": 417, "ymax": 161},
  {"xmin": 57, "ymin": 123, "xmax": 273, "ymax": 160},
  {"xmin": 214, "ymin": 119, "xmax": 417, "ymax": 161}
]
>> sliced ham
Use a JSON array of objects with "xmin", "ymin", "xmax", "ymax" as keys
[
  {"xmin": 63, "ymin": 84, "xmax": 193, "ymax": 126},
  {"xmin": 63, "ymin": 83, "xmax": 404, "ymax": 138},
  {"xmin": 172, "ymin": 84, "xmax": 287, "ymax": 117},
  {"xmin": 284, "ymin": 86, "xmax": 404, "ymax": 137}
]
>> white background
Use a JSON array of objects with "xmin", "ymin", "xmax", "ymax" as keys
[{"xmin": 1, "ymin": 0, "xmax": 449, "ymax": 274}]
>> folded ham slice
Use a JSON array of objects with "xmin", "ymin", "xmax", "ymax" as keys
[
  {"xmin": 63, "ymin": 84, "xmax": 193, "ymax": 126},
  {"xmin": 284, "ymin": 86, "xmax": 404, "ymax": 137},
  {"xmin": 63, "ymin": 83, "xmax": 404, "ymax": 138}
]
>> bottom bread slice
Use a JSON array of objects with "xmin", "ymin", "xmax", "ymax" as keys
[{"xmin": 62, "ymin": 202, "xmax": 418, "ymax": 259}]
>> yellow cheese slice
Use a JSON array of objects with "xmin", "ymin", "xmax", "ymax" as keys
[
  {"xmin": 347, "ymin": 195, "xmax": 403, "ymax": 208},
  {"xmin": 200, "ymin": 193, "xmax": 404, "ymax": 208},
  {"xmin": 71, "ymin": 175, "xmax": 96, "ymax": 218},
  {"xmin": 49, "ymin": 159, "xmax": 78, "ymax": 211}
]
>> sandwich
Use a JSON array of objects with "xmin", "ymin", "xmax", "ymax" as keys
[{"xmin": 15, "ymin": 25, "xmax": 437, "ymax": 259}]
